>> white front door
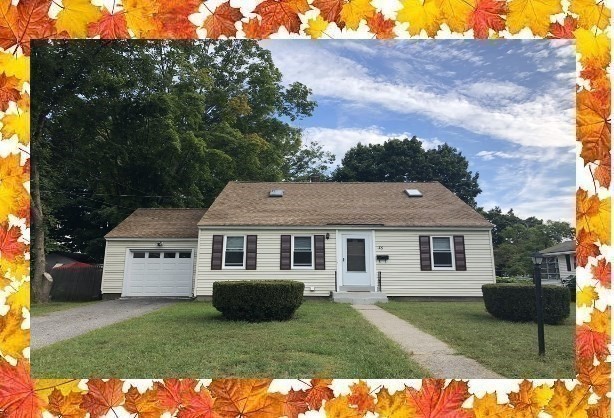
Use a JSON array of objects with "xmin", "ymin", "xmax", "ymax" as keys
[{"xmin": 340, "ymin": 232, "xmax": 373, "ymax": 289}]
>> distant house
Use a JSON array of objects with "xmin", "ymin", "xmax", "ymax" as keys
[
  {"xmin": 46, "ymin": 251, "xmax": 95, "ymax": 273},
  {"xmin": 101, "ymin": 181, "xmax": 496, "ymax": 300},
  {"xmin": 540, "ymin": 241, "xmax": 576, "ymax": 282}
]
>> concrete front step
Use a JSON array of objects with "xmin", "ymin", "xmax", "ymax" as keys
[{"xmin": 332, "ymin": 291, "xmax": 388, "ymax": 304}]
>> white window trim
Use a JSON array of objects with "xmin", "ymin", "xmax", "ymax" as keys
[
  {"xmin": 222, "ymin": 235, "xmax": 246, "ymax": 269},
  {"xmin": 430, "ymin": 236, "xmax": 455, "ymax": 270},
  {"xmin": 291, "ymin": 235, "xmax": 314, "ymax": 270}
]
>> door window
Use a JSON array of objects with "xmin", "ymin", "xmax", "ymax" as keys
[{"xmin": 346, "ymin": 238, "xmax": 366, "ymax": 272}]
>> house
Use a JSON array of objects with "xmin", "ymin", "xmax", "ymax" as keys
[
  {"xmin": 539, "ymin": 241, "xmax": 576, "ymax": 282},
  {"xmin": 46, "ymin": 251, "xmax": 95, "ymax": 273},
  {"xmin": 101, "ymin": 182, "xmax": 496, "ymax": 300}
]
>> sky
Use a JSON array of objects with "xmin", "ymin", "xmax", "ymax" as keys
[{"xmin": 261, "ymin": 40, "xmax": 576, "ymax": 223}]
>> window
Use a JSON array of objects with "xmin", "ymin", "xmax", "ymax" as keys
[
  {"xmin": 164, "ymin": 252, "xmax": 176, "ymax": 258},
  {"xmin": 565, "ymin": 254, "xmax": 572, "ymax": 271},
  {"xmin": 179, "ymin": 252, "xmax": 192, "ymax": 258},
  {"xmin": 224, "ymin": 236, "xmax": 245, "ymax": 268},
  {"xmin": 148, "ymin": 252, "xmax": 160, "ymax": 258},
  {"xmin": 292, "ymin": 236, "xmax": 313, "ymax": 268},
  {"xmin": 431, "ymin": 237, "xmax": 454, "ymax": 269},
  {"xmin": 133, "ymin": 252, "xmax": 145, "ymax": 258}
]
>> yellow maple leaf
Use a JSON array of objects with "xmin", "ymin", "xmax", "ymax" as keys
[
  {"xmin": 544, "ymin": 381, "xmax": 590, "ymax": 418},
  {"xmin": 569, "ymin": 0, "xmax": 610, "ymax": 30},
  {"xmin": 0, "ymin": 53, "xmax": 30, "ymax": 84},
  {"xmin": 340, "ymin": 0, "xmax": 376, "ymax": 30},
  {"xmin": 398, "ymin": 0, "xmax": 442, "ymax": 36},
  {"xmin": 435, "ymin": 0, "xmax": 476, "ymax": 33},
  {"xmin": 576, "ymin": 285, "xmax": 598, "ymax": 307},
  {"xmin": 306, "ymin": 15, "xmax": 329, "ymax": 38},
  {"xmin": 0, "ymin": 256, "xmax": 29, "ymax": 285},
  {"xmin": 588, "ymin": 306, "xmax": 610, "ymax": 334},
  {"xmin": 0, "ymin": 154, "xmax": 27, "ymax": 190},
  {"xmin": 0, "ymin": 303, "xmax": 29, "ymax": 359},
  {"xmin": 324, "ymin": 395, "xmax": 363, "ymax": 418},
  {"xmin": 1, "ymin": 108, "xmax": 30, "ymax": 144},
  {"xmin": 509, "ymin": 380, "xmax": 554, "ymax": 417},
  {"xmin": 532, "ymin": 384, "xmax": 554, "ymax": 408},
  {"xmin": 55, "ymin": 0, "xmax": 102, "ymax": 38},
  {"xmin": 575, "ymin": 28, "xmax": 611, "ymax": 68},
  {"xmin": 7, "ymin": 282, "xmax": 29, "ymax": 312},
  {"xmin": 507, "ymin": 0, "xmax": 562, "ymax": 36},
  {"xmin": 589, "ymin": 196, "xmax": 610, "ymax": 245},
  {"xmin": 0, "ymin": 183, "xmax": 25, "ymax": 222},
  {"xmin": 122, "ymin": 0, "xmax": 161, "ymax": 38},
  {"xmin": 35, "ymin": 379, "xmax": 84, "ymax": 399},
  {"xmin": 472, "ymin": 392, "xmax": 513, "ymax": 418},
  {"xmin": 375, "ymin": 388, "xmax": 414, "ymax": 418}
]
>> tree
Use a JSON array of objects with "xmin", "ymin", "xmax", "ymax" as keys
[
  {"xmin": 284, "ymin": 139, "xmax": 335, "ymax": 181},
  {"xmin": 31, "ymin": 39, "xmax": 322, "ymax": 302},
  {"xmin": 332, "ymin": 137, "xmax": 481, "ymax": 206}
]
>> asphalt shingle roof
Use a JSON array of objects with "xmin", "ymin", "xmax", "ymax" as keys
[
  {"xmin": 540, "ymin": 240, "xmax": 575, "ymax": 254},
  {"xmin": 106, "ymin": 208, "xmax": 207, "ymax": 238},
  {"xmin": 198, "ymin": 182, "xmax": 492, "ymax": 228}
]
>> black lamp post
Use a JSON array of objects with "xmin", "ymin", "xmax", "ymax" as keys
[{"xmin": 531, "ymin": 251, "xmax": 545, "ymax": 356}]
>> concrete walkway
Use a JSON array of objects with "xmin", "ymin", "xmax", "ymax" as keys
[
  {"xmin": 31, "ymin": 299, "xmax": 175, "ymax": 349},
  {"xmin": 353, "ymin": 305, "xmax": 503, "ymax": 379}
]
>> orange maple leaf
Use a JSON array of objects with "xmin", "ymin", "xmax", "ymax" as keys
[
  {"xmin": 304, "ymin": 379, "xmax": 335, "ymax": 410},
  {"xmin": 156, "ymin": 0, "xmax": 201, "ymax": 38},
  {"xmin": 324, "ymin": 395, "xmax": 362, "ymax": 418},
  {"xmin": 0, "ymin": 0, "xmax": 54, "ymax": 55},
  {"xmin": 47, "ymin": 389, "xmax": 86, "ymax": 418},
  {"xmin": 405, "ymin": 379, "xmax": 471, "ymax": 418},
  {"xmin": 177, "ymin": 386, "xmax": 219, "ymax": 418},
  {"xmin": 544, "ymin": 381, "xmax": 591, "ymax": 418},
  {"xmin": 202, "ymin": 2, "xmax": 242, "ymax": 38},
  {"xmin": 255, "ymin": 0, "xmax": 309, "ymax": 35},
  {"xmin": 367, "ymin": 13, "xmax": 396, "ymax": 39},
  {"xmin": 0, "ymin": 222, "xmax": 26, "ymax": 260},
  {"xmin": 154, "ymin": 379, "xmax": 198, "ymax": 413},
  {"xmin": 242, "ymin": 17, "xmax": 272, "ymax": 38},
  {"xmin": 209, "ymin": 379, "xmax": 283, "ymax": 418},
  {"xmin": 576, "ymin": 324, "xmax": 609, "ymax": 361},
  {"xmin": 124, "ymin": 387, "xmax": 164, "ymax": 418},
  {"xmin": 577, "ymin": 89, "xmax": 611, "ymax": 165},
  {"xmin": 0, "ymin": 361, "xmax": 46, "ymax": 418},
  {"xmin": 469, "ymin": 0, "xmax": 506, "ymax": 39},
  {"xmin": 80, "ymin": 379, "xmax": 125, "ymax": 417},
  {"xmin": 548, "ymin": 15, "xmax": 577, "ymax": 38},
  {"xmin": 591, "ymin": 258, "xmax": 611, "ymax": 286},
  {"xmin": 508, "ymin": 380, "xmax": 553, "ymax": 416},
  {"xmin": 0, "ymin": 73, "xmax": 19, "ymax": 111},
  {"xmin": 348, "ymin": 381, "xmax": 376, "ymax": 414},
  {"xmin": 282, "ymin": 389, "xmax": 309, "ymax": 418},
  {"xmin": 576, "ymin": 189, "xmax": 600, "ymax": 232},
  {"xmin": 577, "ymin": 358, "xmax": 610, "ymax": 396},
  {"xmin": 588, "ymin": 396, "xmax": 610, "ymax": 418},
  {"xmin": 576, "ymin": 229, "xmax": 599, "ymax": 266},
  {"xmin": 593, "ymin": 153, "xmax": 611, "ymax": 189},
  {"xmin": 313, "ymin": 0, "xmax": 344, "ymax": 25},
  {"xmin": 87, "ymin": 10, "xmax": 130, "ymax": 39}
]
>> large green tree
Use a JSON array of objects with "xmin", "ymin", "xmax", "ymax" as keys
[
  {"xmin": 31, "ymin": 39, "xmax": 323, "ymax": 302},
  {"xmin": 332, "ymin": 137, "xmax": 481, "ymax": 206}
]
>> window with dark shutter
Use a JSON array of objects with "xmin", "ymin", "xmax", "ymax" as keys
[
  {"xmin": 211, "ymin": 235, "xmax": 223, "ymax": 270},
  {"xmin": 246, "ymin": 235, "xmax": 257, "ymax": 270},
  {"xmin": 565, "ymin": 254, "xmax": 572, "ymax": 271},
  {"xmin": 419, "ymin": 236, "xmax": 432, "ymax": 271},
  {"xmin": 453, "ymin": 235, "xmax": 467, "ymax": 271},
  {"xmin": 280, "ymin": 235, "xmax": 291, "ymax": 270},
  {"xmin": 314, "ymin": 235, "xmax": 325, "ymax": 270}
]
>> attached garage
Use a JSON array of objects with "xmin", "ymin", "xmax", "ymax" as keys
[{"xmin": 101, "ymin": 208, "xmax": 207, "ymax": 298}]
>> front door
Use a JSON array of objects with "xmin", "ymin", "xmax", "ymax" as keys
[{"xmin": 340, "ymin": 232, "xmax": 373, "ymax": 290}]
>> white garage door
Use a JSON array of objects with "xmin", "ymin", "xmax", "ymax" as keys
[{"xmin": 124, "ymin": 250, "xmax": 194, "ymax": 297}]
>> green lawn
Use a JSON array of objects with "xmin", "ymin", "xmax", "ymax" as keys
[
  {"xmin": 32, "ymin": 301, "xmax": 427, "ymax": 378},
  {"xmin": 380, "ymin": 301, "xmax": 575, "ymax": 378},
  {"xmin": 30, "ymin": 301, "xmax": 100, "ymax": 317}
]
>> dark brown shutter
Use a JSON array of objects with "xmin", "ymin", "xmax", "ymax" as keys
[
  {"xmin": 246, "ymin": 235, "xmax": 257, "ymax": 270},
  {"xmin": 280, "ymin": 235, "xmax": 291, "ymax": 270},
  {"xmin": 314, "ymin": 235, "xmax": 325, "ymax": 270},
  {"xmin": 419, "ymin": 236, "xmax": 432, "ymax": 271},
  {"xmin": 453, "ymin": 235, "xmax": 467, "ymax": 271},
  {"xmin": 211, "ymin": 235, "xmax": 223, "ymax": 270}
]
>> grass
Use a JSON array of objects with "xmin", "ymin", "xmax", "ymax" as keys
[
  {"xmin": 32, "ymin": 301, "xmax": 427, "ymax": 378},
  {"xmin": 30, "ymin": 301, "xmax": 100, "ymax": 317},
  {"xmin": 380, "ymin": 301, "xmax": 575, "ymax": 378}
]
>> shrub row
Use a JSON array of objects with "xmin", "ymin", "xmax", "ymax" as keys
[
  {"xmin": 212, "ymin": 280, "xmax": 304, "ymax": 322},
  {"xmin": 482, "ymin": 283, "xmax": 570, "ymax": 324}
]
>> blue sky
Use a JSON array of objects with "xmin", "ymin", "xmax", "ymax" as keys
[{"xmin": 261, "ymin": 40, "xmax": 576, "ymax": 223}]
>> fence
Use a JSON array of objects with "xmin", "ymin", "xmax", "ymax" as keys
[{"xmin": 50, "ymin": 264, "xmax": 103, "ymax": 301}]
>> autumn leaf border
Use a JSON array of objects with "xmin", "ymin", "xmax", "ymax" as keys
[{"xmin": 0, "ymin": 0, "xmax": 610, "ymax": 417}]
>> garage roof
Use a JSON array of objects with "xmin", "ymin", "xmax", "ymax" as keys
[{"xmin": 106, "ymin": 208, "xmax": 207, "ymax": 239}]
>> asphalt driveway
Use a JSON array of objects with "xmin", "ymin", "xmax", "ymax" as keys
[{"xmin": 31, "ymin": 299, "xmax": 176, "ymax": 349}]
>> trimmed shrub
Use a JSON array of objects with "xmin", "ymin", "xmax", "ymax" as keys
[
  {"xmin": 562, "ymin": 275, "xmax": 576, "ymax": 302},
  {"xmin": 212, "ymin": 280, "xmax": 304, "ymax": 321},
  {"xmin": 482, "ymin": 283, "xmax": 570, "ymax": 324}
]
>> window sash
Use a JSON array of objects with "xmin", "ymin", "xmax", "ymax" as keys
[
  {"xmin": 431, "ymin": 236, "xmax": 454, "ymax": 269},
  {"xmin": 224, "ymin": 236, "xmax": 245, "ymax": 267},
  {"xmin": 292, "ymin": 236, "xmax": 313, "ymax": 268}
]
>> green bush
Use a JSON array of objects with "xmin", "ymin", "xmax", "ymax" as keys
[
  {"xmin": 496, "ymin": 276, "xmax": 532, "ymax": 284},
  {"xmin": 212, "ymin": 280, "xmax": 304, "ymax": 321},
  {"xmin": 482, "ymin": 283, "xmax": 570, "ymax": 324},
  {"xmin": 562, "ymin": 275, "xmax": 576, "ymax": 302}
]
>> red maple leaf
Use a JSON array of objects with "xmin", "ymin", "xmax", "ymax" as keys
[
  {"xmin": 157, "ymin": 0, "xmax": 201, "ymax": 38},
  {"xmin": 0, "ymin": 73, "xmax": 20, "ymax": 111},
  {"xmin": 0, "ymin": 223, "xmax": 26, "ymax": 261},
  {"xmin": 154, "ymin": 379, "xmax": 198, "ymax": 413},
  {"xmin": 177, "ymin": 386, "xmax": 218, "ymax": 418},
  {"xmin": 87, "ymin": 10, "xmax": 129, "ymax": 39},
  {"xmin": 255, "ymin": 0, "xmax": 309, "ymax": 35},
  {"xmin": 576, "ymin": 325, "xmax": 609, "ymax": 361},
  {"xmin": 469, "ymin": 0, "xmax": 507, "ymax": 39},
  {"xmin": 202, "ymin": 2, "xmax": 243, "ymax": 38},
  {"xmin": 0, "ymin": 0, "xmax": 54, "ymax": 55},
  {"xmin": 548, "ymin": 15, "xmax": 577, "ymax": 39},
  {"xmin": 304, "ymin": 379, "xmax": 334, "ymax": 410},
  {"xmin": 312, "ymin": 0, "xmax": 344, "ymax": 26},
  {"xmin": 591, "ymin": 258, "xmax": 611, "ymax": 287},
  {"xmin": 348, "ymin": 381, "xmax": 376, "ymax": 414},
  {"xmin": 593, "ymin": 153, "xmax": 611, "ymax": 189},
  {"xmin": 0, "ymin": 361, "xmax": 45, "ymax": 418},
  {"xmin": 282, "ymin": 389, "xmax": 309, "ymax": 418},
  {"xmin": 576, "ymin": 229, "xmax": 599, "ymax": 266},
  {"xmin": 80, "ymin": 379, "xmax": 125, "ymax": 417},
  {"xmin": 406, "ymin": 380, "xmax": 471, "ymax": 418},
  {"xmin": 367, "ymin": 13, "xmax": 395, "ymax": 39}
]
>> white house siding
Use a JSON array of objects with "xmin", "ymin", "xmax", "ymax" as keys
[
  {"xmin": 557, "ymin": 254, "xmax": 575, "ymax": 278},
  {"xmin": 374, "ymin": 229, "xmax": 495, "ymax": 297},
  {"xmin": 101, "ymin": 239, "xmax": 198, "ymax": 294},
  {"xmin": 195, "ymin": 228, "xmax": 337, "ymax": 297}
]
